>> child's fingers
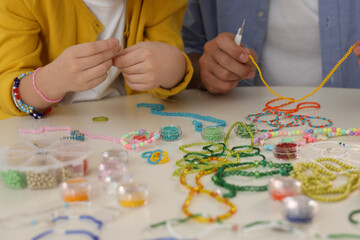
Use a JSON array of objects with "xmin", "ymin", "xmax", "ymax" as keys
[
  {"xmin": 119, "ymin": 41, "xmax": 148, "ymax": 55},
  {"xmin": 114, "ymin": 49, "xmax": 145, "ymax": 68},
  {"xmin": 81, "ymin": 59, "xmax": 113, "ymax": 82},
  {"xmin": 80, "ymin": 47, "xmax": 122, "ymax": 70},
  {"xmin": 123, "ymin": 73, "xmax": 149, "ymax": 86},
  {"xmin": 72, "ymin": 38, "xmax": 121, "ymax": 57},
  {"xmin": 121, "ymin": 61, "xmax": 147, "ymax": 75}
]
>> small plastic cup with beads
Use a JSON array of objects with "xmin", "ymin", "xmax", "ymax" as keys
[
  {"xmin": 235, "ymin": 123, "xmax": 257, "ymax": 138},
  {"xmin": 60, "ymin": 178, "xmax": 91, "ymax": 202},
  {"xmin": 101, "ymin": 149, "xmax": 129, "ymax": 165},
  {"xmin": 98, "ymin": 161, "xmax": 127, "ymax": 182},
  {"xmin": 102, "ymin": 172, "xmax": 133, "ymax": 196},
  {"xmin": 117, "ymin": 182, "xmax": 149, "ymax": 208},
  {"xmin": 160, "ymin": 125, "xmax": 182, "ymax": 141},
  {"xmin": 201, "ymin": 126, "xmax": 225, "ymax": 142},
  {"xmin": 268, "ymin": 176, "xmax": 301, "ymax": 201},
  {"xmin": 282, "ymin": 195, "xmax": 318, "ymax": 224},
  {"xmin": 273, "ymin": 142, "xmax": 299, "ymax": 160}
]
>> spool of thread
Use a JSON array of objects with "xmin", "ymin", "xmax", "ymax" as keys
[{"xmin": 268, "ymin": 176, "xmax": 301, "ymax": 201}]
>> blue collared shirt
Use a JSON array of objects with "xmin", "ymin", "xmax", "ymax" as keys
[{"xmin": 182, "ymin": 0, "xmax": 360, "ymax": 88}]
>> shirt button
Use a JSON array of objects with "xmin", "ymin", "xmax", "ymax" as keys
[{"xmin": 258, "ymin": 11, "xmax": 265, "ymax": 18}]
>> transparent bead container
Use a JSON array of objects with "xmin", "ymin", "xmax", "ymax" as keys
[
  {"xmin": 268, "ymin": 176, "xmax": 301, "ymax": 201},
  {"xmin": 98, "ymin": 160, "xmax": 127, "ymax": 182},
  {"xmin": 160, "ymin": 125, "xmax": 182, "ymax": 141},
  {"xmin": 273, "ymin": 142, "xmax": 299, "ymax": 160},
  {"xmin": 117, "ymin": 182, "xmax": 149, "ymax": 208},
  {"xmin": 282, "ymin": 195, "xmax": 318, "ymax": 224},
  {"xmin": 101, "ymin": 148, "xmax": 129, "ymax": 165},
  {"xmin": 201, "ymin": 126, "xmax": 225, "ymax": 142},
  {"xmin": 102, "ymin": 172, "xmax": 133, "ymax": 196},
  {"xmin": 0, "ymin": 140, "xmax": 91, "ymax": 190},
  {"xmin": 60, "ymin": 178, "xmax": 91, "ymax": 202}
]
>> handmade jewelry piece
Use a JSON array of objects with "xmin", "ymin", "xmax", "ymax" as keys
[
  {"xmin": 212, "ymin": 160, "xmax": 293, "ymax": 198},
  {"xmin": 142, "ymin": 149, "xmax": 170, "ymax": 165},
  {"xmin": 12, "ymin": 72, "xmax": 52, "ymax": 119},
  {"xmin": 348, "ymin": 209, "xmax": 360, "ymax": 224},
  {"xmin": 291, "ymin": 157, "xmax": 360, "ymax": 202},
  {"xmin": 32, "ymin": 67, "xmax": 64, "ymax": 103},
  {"xmin": 137, "ymin": 103, "xmax": 226, "ymax": 132},
  {"xmin": 92, "ymin": 116, "xmax": 109, "ymax": 122},
  {"xmin": 253, "ymin": 127, "xmax": 360, "ymax": 145},
  {"xmin": 262, "ymin": 98, "xmax": 320, "ymax": 113},
  {"xmin": 248, "ymin": 43, "xmax": 355, "ymax": 102},
  {"xmin": 61, "ymin": 130, "xmax": 85, "ymax": 141},
  {"xmin": 180, "ymin": 168, "xmax": 237, "ymax": 223},
  {"xmin": 246, "ymin": 109, "xmax": 333, "ymax": 132},
  {"xmin": 120, "ymin": 129, "xmax": 161, "ymax": 150}
]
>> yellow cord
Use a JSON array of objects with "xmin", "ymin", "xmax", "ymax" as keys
[{"xmin": 249, "ymin": 44, "xmax": 355, "ymax": 102}]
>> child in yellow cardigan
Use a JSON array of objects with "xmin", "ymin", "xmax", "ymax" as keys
[{"xmin": 0, "ymin": 0, "xmax": 193, "ymax": 119}]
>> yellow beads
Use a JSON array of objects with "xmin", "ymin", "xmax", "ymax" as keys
[{"xmin": 292, "ymin": 157, "xmax": 360, "ymax": 202}]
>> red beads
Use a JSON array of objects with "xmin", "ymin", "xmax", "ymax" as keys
[{"xmin": 273, "ymin": 142, "xmax": 298, "ymax": 160}]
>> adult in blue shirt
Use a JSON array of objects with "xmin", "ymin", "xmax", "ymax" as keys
[{"xmin": 183, "ymin": 0, "xmax": 360, "ymax": 94}]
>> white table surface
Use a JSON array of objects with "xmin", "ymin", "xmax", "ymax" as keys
[{"xmin": 0, "ymin": 87, "xmax": 360, "ymax": 240}]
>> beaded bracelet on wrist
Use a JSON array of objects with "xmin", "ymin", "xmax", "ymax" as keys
[{"xmin": 12, "ymin": 72, "xmax": 52, "ymax": 119}]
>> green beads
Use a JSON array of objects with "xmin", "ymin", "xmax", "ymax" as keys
[
  {"xmin": 235, "ymin": 123, "xmax": 257, "ymax": 138},
  {"xmin": 1, "ymin": 170, "xmax": 27, "ymax": 189},
  {"xmin": 202, "ymin": 126, "xmax": 225, "ymax": 142}
]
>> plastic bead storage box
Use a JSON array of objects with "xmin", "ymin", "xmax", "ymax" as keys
[{"xmin": 0, "ymin": 139, "xmax": 91, "ymax": 190}]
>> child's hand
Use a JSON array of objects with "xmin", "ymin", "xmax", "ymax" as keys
[
  {"xmin": 113, "ymin": 42, "xmax": 186, "ymax": 91},
  {"xmin": 37, "ymin": 38, "xmax": 121, "ymax": 100},
  {"xmin": 354, "ymin": 41, "xmax": 360, "ymax": 66}
]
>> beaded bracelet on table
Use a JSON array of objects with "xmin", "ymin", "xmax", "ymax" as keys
[
  {"xmin": 212, "ymin": 160, "xmax": 293, "ymax": 198},
  {"xmin": 253, "ymin": 127, "xmax": 360, "ymax": 145},
  {"xmin": 246, "ymin": 109, "xmax": 333, "ymax": 132},
  {"xmin": 12, "ymin": 72, "xmax": 52, "ymax": 119},
  {"xmin": 120, "ymin": 129, "xmax": 160, "ymax": 150}
]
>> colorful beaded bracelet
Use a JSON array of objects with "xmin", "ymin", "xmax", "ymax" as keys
[
  {"xmin": 253, "ymin": 127, "xmax": 360, "ymax": 145},
  {"xmin": 119, "ymin": 129, "xmax": 160, "ymax": 150},
  {"xmin": 32, "ymin": 67, "xmax": 64, "ymax": 103},
  {"xmin": 12, "ymin": 72, "xmax": 52, "ymax": 119}
]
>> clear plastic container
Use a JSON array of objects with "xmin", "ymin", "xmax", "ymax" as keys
[
  {"xmin": 101, "ymin": 148, "xmax": 129, "ymax": 165},
  {"xmin": 160, "ymin": 125, "xmax": 182, "ymax": 141},
  {"xmin": 60, "ymin": 178, "xmax": 91, "ymax": 202},
  {"xmin": 282, "ymin": 195, "xmax": 318, "ymax": 224},
  {"xmin": 117, "ymin": 182, "xmax": 148, "ymax": 208},
  {"xmin": 273, "ymin": 142, "xmax": 298, "ymax": 160},
  {"xmin": 268, "ymin": 176, "xmax": 301, "ymax": 201},
  {"xmin": 0, "ymin": 139, "xmax": 91, "ymax": 190},
  {"xmin": 201, "ymin": 126, "xmax": 225, "ymax": 142},
  {"xmin": 98, "ymin": 160, "xmax": 127, "ymax": 182},
  {"xmin": 102, "ymin": 172, "xmax": 133, "ymax": 196}
]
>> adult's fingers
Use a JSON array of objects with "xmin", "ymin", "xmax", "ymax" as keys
[
  {"xmin": 213, "ymin": 33, "xmax": 250, "ymax": 63},
  {"xmin": 200, "ymin": 68, "xmax": 239, "ymax": 94}
]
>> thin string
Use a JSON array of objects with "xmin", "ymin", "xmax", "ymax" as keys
[{"xmin": 249, "ymin": 44, "xmax": 355, "ymax": 102}]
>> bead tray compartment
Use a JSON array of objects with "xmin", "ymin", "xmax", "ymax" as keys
[{"xmin": 0, "ymin": 139, "xmax": 91, "ymax": 190}]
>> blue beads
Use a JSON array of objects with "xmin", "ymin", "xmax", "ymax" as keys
[{"xmin": 160, "ymin": 125, "xmax": 182, "ymax": 141}]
